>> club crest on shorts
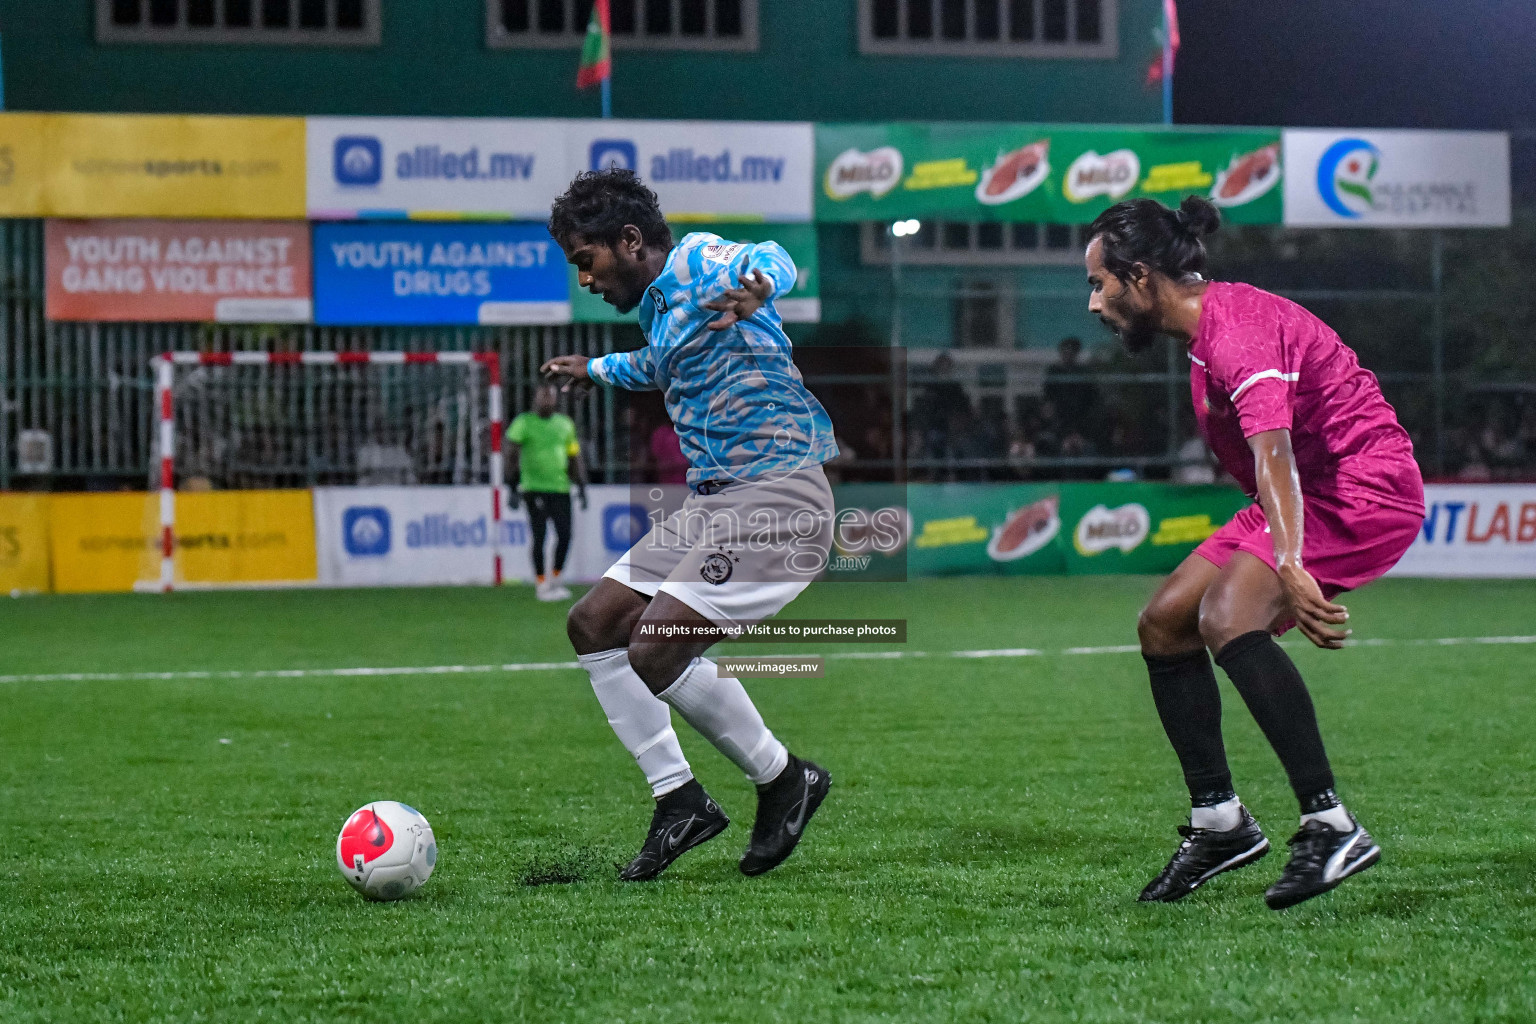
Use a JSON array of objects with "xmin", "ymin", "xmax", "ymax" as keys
[{"xmin": 700, "ymin": 548, "xmax": 737, "ymax": 585}]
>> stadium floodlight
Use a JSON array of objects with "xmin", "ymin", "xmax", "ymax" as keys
[
  {"xmin": 890, "ymin": 219, "xmax": 922, "ymax": 238},
  {"xmin": 145, "ymin": 350, "xmax": 505, "ymax": 593}
]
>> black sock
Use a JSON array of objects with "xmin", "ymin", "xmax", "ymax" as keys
[
  {"xmin": 1144, "ymin": 648, "xmax": 1235, "ymax": 806},
  {"xmin": 1214, "ymin": 631, "xmax": 1336, "ymax": 808},
  {"xmin": 657, "ymin": 778, "xmax": 705, "ymax": 809}
]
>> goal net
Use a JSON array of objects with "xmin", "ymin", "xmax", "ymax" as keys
[{"xmin": 139, "ymin": 350, "xmax": 504, "ymax": 592}]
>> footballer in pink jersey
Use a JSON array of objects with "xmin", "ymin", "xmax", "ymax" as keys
[{"xmin": 1084, "ymin": 195, "xmax": 1424, "ymax": 911}]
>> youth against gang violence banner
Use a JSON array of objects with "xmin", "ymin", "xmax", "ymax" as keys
[
  {"xmin": 45, "ymin": 219, "xmax": 312, "ymax": 323},
  {"xmin": 312, "ymin": 221, "xmax": 569, "ymax": 325},
  {"xmin": 815, "ymin": 123, "xmax": 1285, "ymax": 224}
]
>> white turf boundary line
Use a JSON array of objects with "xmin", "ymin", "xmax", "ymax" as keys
[{"xmin": 3, "ymin": 636, "xmax": 1535, "ymax": 686}]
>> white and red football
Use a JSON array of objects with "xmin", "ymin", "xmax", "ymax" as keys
[{"xmin": 336, "ymin": 801, "xmax": 437, "ymax": 901}]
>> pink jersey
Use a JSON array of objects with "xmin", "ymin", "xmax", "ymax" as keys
[{"xmin": 1190, "ymin": 282, "xmax": 1424, "ymax": 516}]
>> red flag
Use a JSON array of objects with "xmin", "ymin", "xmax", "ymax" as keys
[
  {"xmin": 577, "ymin": 0, "xmax": 611, "ymax": 90},
  {"xmin": 1146, "ymin": 0, "xmax": 1179, "ymax": 86}
]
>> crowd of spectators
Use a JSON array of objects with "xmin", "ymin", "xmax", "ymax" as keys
[
  {"xmin": 1447, "ymin": 399, "xmax": 1536, "ymax": 481},
  {"xmin": 903, "ymin": 339, "xmax": 1172, "ymax": 483}
]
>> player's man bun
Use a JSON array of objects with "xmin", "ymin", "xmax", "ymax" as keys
[
  {"xmin": 548, "ymin": 168, "xmax": 674, "ymax": 253},
  {"xmin": 1175, "ymin": 195, "xmax": 1222, "ymax": 239},
  {"xmin": 1087, "ymin": 196, "xmax": 1220, "ymax": 284}
]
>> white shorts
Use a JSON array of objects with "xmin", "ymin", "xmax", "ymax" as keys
[{"xmin": 603, "ymin": 466, "xmax": 835, "ymax": 627}]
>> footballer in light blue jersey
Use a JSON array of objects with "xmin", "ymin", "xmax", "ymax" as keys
[
  {"xmin": 542, "ymin": 169, "xmax": 835, "ymax": 884},
  {"xmin": 584, "ymin": 230, "xmax": 838, "ymax": 488}
]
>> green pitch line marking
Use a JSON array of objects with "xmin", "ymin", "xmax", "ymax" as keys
[{"xmin": 2, "ymin": 636, "xmax": 1533, "ymax": 686}]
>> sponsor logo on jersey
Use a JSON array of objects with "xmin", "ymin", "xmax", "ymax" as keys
[
  {"xmin": 702, "ymin": 243, "xmax": 746, "ymax": 266},
  {"xmin": 1073, "ymin": 503, "xmax": 1151, "ymax": 555},
  {"xmin": 823, "ymin": 147, "xmax": 904, "ymax": 200}
]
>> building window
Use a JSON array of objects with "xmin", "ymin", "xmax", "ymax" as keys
[
  {"xmin": 488, "ymin": 0, "xmax": 758, "ymax": 50},
  {"xmin": 860, "ymin": 0, "xmax": 1116, "ymax": 57},
  {"xmin": 953, "ymin": 280, "xmax": 1015, "ymax": 348},
  {"xmin": 862, "ymin": 220, "xmax": 1086, "ymax": 266},
  {"xmin": 98, "ymin": 0, "xmax": 380, "ymax": 43}
]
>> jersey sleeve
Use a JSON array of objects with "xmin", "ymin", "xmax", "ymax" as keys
[
  {"xmin": 1206, "ymin": 325, "xmax": 1294, "ymax": 437},
  {"xmin": 506, "ymin": 414, "xmax": 527, "ymax": 444},
  {"xmin": 743, "ymin": 241, "xmax": 797, "ymax": 300},
  {"xmin": 587, "ymin": 347, "xmax": 659, "ymax": 391}
]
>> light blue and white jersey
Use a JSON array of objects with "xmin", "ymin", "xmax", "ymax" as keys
[{"xmin": 586, "ymin": 232, "xmax": 838, "ymax": 488}]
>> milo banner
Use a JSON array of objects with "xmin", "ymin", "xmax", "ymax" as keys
[
  {"xmin": 834, "ymin": 482, "xmax": 1251, "ymax": 578},
  {"xmin": 571, "ymin": 221, "xmax": 820, "ymax": 324},
  {"xmin": 816, "ymin": 123, "xmax": 1283, "ymax": 224}
]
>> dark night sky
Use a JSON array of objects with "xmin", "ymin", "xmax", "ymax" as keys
[{"xmin": 1173, "ymin": 0, "xmax": 1536, "ymax": 132}]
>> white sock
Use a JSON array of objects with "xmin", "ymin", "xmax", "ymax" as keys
[
  {"xmin": 658, "ymin": 657, "xmax": 789, "ymax": 785},
  {"xmin": 579, "ymin": 649, "xmax": 692, "ymax": 798},
  {"xmin": 1190, "ymin": 796, "xmax": 1243, "ymax": 831},
  {"xmin": 1301, "ymin": 804, "xmax": 1354, "ymax": 832}
]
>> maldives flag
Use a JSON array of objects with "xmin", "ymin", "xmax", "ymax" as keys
[
  {"xmin": 577, "ymin": 0, "xmax": 611, "ymax": 89},
  {"xmin": 1146, "ymin": 0, "xmax": 1179, "ymax": 85}
]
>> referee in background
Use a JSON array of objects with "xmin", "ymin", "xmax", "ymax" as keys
[{"xmin": 507, "ymin": 382, "xmax": 588, "ymax": 601}]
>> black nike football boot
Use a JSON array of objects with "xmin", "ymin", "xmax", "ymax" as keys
[
  {"xmin": 1264, "ymin": 816, "xmax": 1380, "ymax": 910},
  {"xmin": 1138, "ymin": 808, "xmax": 1271, "ymax": 902},
  {"xmin": 618, "ymin": 779, "xmax": 730, "ymax": 882},
  {"xmin": 739, "ymin": 754, "xmax": 831, "ymax": 877}
]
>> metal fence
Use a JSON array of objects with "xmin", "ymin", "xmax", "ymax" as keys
[{"xmin": 0, "ymin": 220, "xmax": 623, "ymax": 489}]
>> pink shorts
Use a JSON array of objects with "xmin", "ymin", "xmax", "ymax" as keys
[{"xmin": 1194, "ymin": 497, "xmax": 1423, "ymax": 601}]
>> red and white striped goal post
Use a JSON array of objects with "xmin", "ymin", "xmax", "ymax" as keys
[{"xmin": 151, "ymin": 350, "xmax": 505, "ymax": 593}]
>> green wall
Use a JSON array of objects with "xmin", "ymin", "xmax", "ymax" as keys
[
  {"xmin": 0, "ymin": 1, "xmax": 1161, "ymax": 123},
  {"xmin": 0, "ymin": 1, "xmax": 1158, "ymax": 352}
]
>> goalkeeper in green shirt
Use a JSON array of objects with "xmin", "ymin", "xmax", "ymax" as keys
[{"xmin": 507, "ymin": 383, "xmax": 589, "ymax": 601}]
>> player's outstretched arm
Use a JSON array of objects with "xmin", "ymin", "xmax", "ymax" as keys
[{"xmin": 1248, "ymin": 428, "xmax": 1350, "ymax": 649}]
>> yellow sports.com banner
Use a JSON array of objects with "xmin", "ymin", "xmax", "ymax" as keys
[
  {"xmin": 0, "ymin": 493, "xmax": 52, "ymax": 594},
  {"xmin": 49, "ymin": 490, "xmax": 317, "ymax": 593},
  {"xmin": 0, "ymin": 113, "xmax": 53, "ymax": 218},
  {"xmin": 0, "ymin": 113, "xmax": 306, "ymax": 219}
]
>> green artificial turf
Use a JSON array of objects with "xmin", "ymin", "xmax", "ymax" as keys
[{"xmin": 2, "ymin": 577, "xmax": 1534, "ymax": 1022}]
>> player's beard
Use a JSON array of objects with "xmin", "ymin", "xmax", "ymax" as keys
[{"xmin": 1109, "ymin": 307, "xmax": 1160, "ymax": 354}]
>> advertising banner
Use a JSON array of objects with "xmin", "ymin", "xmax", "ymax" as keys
[
  {"xmin": 313, "ymin": 221, "xmax": 569, "ymax": 325},
  {"xmin": 0, "ymin": 493, "xmax": 51, "ymax": 594},
  {"xmin": 313, "ymin": 485, "xmax": 642, "ymax": 587},
  {"xmin": 1283, "ymin": 130, "xmax": 1511, "ymax": 228},
  {"xmin": 569, "ymin": 120, "xmax": 815, "ymax": 222},
  {"xmin": 569, "ymin": 221, "xmax": 820, "ymax": 324},
  {"xmin": 1389, "ymin": 484, "xmax": 1536, "ymax": 578},
  {"xmin": 48, "ymin": 490, "xmax": 316, "ymax": 593},
  {"xmin": 306, "ymin": 117, "xmax": 570, "ymax": 220},
  {"xmin": 816, "ymin": 123, "xmax": 1284, "ymax": 224},
  {"xmin": 46, "ymin": 219, "xmax": 312, "ymax": 323},
  {"xmin": 831, "ymin": 482, "xmax": 1248, "ymax": 578},
  {"xmin": 45, "ymin": 114, "xmax": 307, "ymax": 219},
  {"xmin": 1058, "ymin": 483, "xmax": 1251, "ymax": 575},
  {"xmin": 0, "ymin": 113, "xmax": 53, "ymax": 217}
]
